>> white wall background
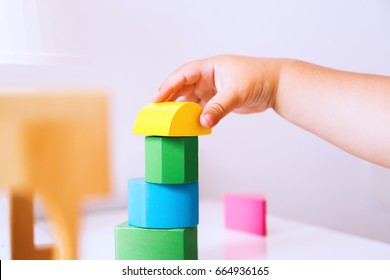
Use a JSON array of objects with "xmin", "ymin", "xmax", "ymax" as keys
[{"xmin": 1, "ymin": 0, "xmax": 389, "ymax": 243}]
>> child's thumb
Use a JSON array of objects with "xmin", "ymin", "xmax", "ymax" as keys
[{"xmin": 200, "ymin": 92, "xmax": 237, "ymax": 129}]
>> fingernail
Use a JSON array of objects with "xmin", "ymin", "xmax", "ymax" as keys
[{"xmin": 201, "ymin": 113, "xmax": 214, "ymax": 129}]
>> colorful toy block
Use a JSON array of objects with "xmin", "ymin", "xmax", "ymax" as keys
[
  {"xmin": 224, "ymin": 193, "xmax": 267, "ymax": 236},
  {"xmin": 118, "ymin": 101, "xmax": 211, "ymax": 260},
  {"xmin": 145, "ymin": 136, "xmax": 198, "ymax": 184},
  {"xmin": 115, "ymin": 222, "xmax": 197, "ymax": 260},
  {"xmin": 133, "ymin": 102, "xmax": 211, "ymax": 136},
  {"xmin": 128, "ymin": 178, "xmax": 199, "ymax": 228}
]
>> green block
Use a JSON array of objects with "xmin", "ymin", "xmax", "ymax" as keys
[
  {"xmin": 145, "ymin": 136, "xmax": 198, "ymax": 184},
  {"xmin": 115, "ymin": 222, "xmax": 198, "ymax": 260}
]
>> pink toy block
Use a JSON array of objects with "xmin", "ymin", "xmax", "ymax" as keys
[{"xmin": 224, "ymin": 193, "xmax": 267, "ymax": 236}]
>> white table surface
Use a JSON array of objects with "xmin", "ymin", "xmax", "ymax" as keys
[{"xmin": 8, "ymin": 200, "xmax": 390, "ymax": 260}]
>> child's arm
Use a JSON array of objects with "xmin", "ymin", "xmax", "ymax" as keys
[{"xmin": 154, "ymin": 55, "xmax": 390, "ymax": 168}]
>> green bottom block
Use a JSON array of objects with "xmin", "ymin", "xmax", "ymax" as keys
[{"xmin": 115, "ymin": 222, "xmax": 198, "ymax": 260}]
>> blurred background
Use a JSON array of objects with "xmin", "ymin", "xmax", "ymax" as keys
[{"xmin": 1, "ymin": 0, "xmax": 389, "ymax": 244}]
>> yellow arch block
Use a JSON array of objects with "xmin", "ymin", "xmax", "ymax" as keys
[{"xmin": 133, "ymin": 102, "xmax": 211, "ymax": 136}]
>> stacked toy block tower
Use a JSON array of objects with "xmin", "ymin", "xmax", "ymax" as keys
[{"xmin": 115, "ymin": 102, "xmax": 211, "ymax": 260}]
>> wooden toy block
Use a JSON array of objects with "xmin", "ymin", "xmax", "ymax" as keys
[
  {"xmin": 0, "ymin": 89, "xmax": 110, "ymax": 259},
  {"xmin": 128, "ymin": 178, "xmax": 198, "ymax": 228},
  {"xmin": 145, "ymin": 136, "xmax": 198, "ymax": 184},
  {"xmin": 115, "ymin": 221, "xmax": 197, "ymax": 260},
  {"xmin": 133, "ymin": 102, "xmax": 211, "ymax": 136},
  {"xmin": 224, "ymin": 193, "xmax": 267, "ymax": 236}
]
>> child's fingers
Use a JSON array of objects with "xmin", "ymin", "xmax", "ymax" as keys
[
  {"xmin": 200, "ymin": 90, "xmax": 238, "ymax": 128},
  {"xmin": 175, "ymin": 93, "xmax": 200, "ymax": 103},
  {"xmin": 165, "ymin": 84, "xmax": 196, "ymax": 102},
  {"xmin": 154, "ymin": 61, "xmax": 202, "ymax": 102}
]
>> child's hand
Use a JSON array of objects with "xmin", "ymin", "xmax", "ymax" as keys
[
  {"xmin": 154, "ymin": 55, "xmax": 282, "ymax": 128},
  {"xmin": 154, "ymin": 55, "xmax": 390, "ymax": 168}
]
